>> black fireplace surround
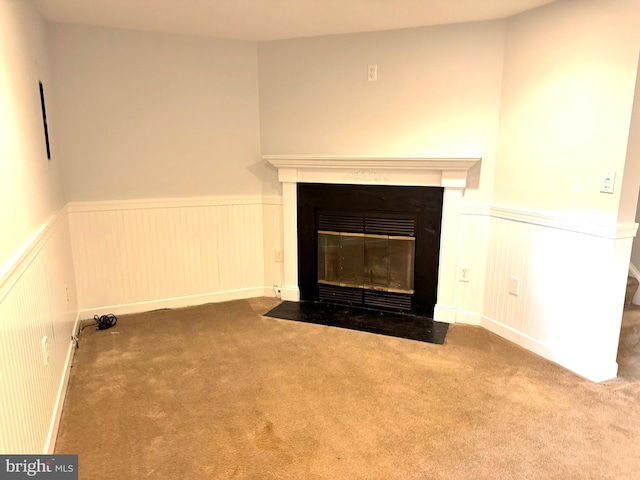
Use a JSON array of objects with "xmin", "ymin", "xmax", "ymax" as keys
[{"xmin": 297, "ymin": 183, "xmax": 444, "ymax": 317}]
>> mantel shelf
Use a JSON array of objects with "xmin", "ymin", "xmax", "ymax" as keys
[
  {"xmin": 263, "ymin": 155, "xmax": 480, "ymax": 172},
  {"xmin": 264, "ymin": 155, "xmax": 481, "ymax": 189}
]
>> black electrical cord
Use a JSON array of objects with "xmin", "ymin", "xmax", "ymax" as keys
[
  {"xmin": 93, "ymin": 314, "xmax": 117, "ymax": 330},
  {"xmin": 74, "ymin": 313, "xmax": 118, "ymax": 349}
]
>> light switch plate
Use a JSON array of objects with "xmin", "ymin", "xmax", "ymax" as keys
[{"xmin": 601, "ymin": 170, "xmax": 616, "ymax": 194}]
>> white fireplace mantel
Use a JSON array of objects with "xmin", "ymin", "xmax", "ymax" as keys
[
  {"xmin": 264, "ymin": 155, "xmax": 481, "ymax": 323},
  {"xmin": 264, "ymin": 155, "xmax": 479, "ymax": 189}
]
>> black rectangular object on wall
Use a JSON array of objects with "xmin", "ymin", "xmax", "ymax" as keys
[{"xmin": 39, "ymin": 81, "xmax": 51, "ymax": 160}]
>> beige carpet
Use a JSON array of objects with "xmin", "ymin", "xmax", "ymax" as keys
[{"xmin": 55, "ymin": 296, "xmax": 640, "ymax": 479}]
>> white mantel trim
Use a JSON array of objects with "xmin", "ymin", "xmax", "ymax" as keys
[
  {"xmin": 265, "ymin": 155, "xmax": 481, "ymax": 322},
  {"xmin": 263, "ymin": 155, "xmax": 480, "ymax": 170},
  {"xmin": 264, "ymin": 155, "xmax": 480, "ymax": 190}
]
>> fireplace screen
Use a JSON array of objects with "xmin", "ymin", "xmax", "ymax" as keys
[{"xmin": 318, "ymin": 231, "xmax": 415, "ymax": 293}]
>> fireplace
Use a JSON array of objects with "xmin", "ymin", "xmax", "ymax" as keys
[
  {"xmin": 264, "ymin": 155, "xmax": 481, "ymax": 324},
  {"xmin": 297, "ymin": 183, "xmax": 443, "ymax": 317}
]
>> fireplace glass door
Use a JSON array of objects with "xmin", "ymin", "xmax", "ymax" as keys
[{"xmin": 318, "ymin": 231, "xmax": 415, "ymax": 293}]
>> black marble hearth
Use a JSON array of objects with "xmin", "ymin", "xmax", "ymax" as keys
[{"xmin": 265, "ymin": 301, "xmax": 448, "ymax": 344}]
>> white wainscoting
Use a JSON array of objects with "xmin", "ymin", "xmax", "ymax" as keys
[
  {"xmin": 262, "ymin": 197, "xmax": 284, "ymax": 293},
  {"xmin": 458, "ymin": 203, "xmax": 637, "ymax": 382},
  {"xmin": 63, "ymin": 194, "xmax": 638, "ymax": 383},
  {"xmin": 0, "ymin": 208, "xmax": 79, "ymax": 454},
  {"xmin": 68, "ymin": 196, "xmax": 282, "ymax": 316}
]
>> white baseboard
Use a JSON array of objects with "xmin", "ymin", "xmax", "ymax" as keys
[
  {"xmin": 480, "ymin": 314, "xmax": 617, "ymax": 383},
  {"xmin": 455, "ymin": 310, "xmax": 482, "ymax": 326},
  {"xmin": 45, "ymin": 312, "xmax": 81, "ymax": 454},
  {"xmin": 79, "ymin": 287, "xmax": 273, "ymax": 318},
  {"xmin": 433, "ymin": 304, "xmax": 457, "ymax": 324},
  {"xmin": 280, "ymin": 286, "xmax": 300, "ymax": 302},
  {"xmin": 553, "ymin": 355, "xmax": 619, "ymax": 384},
  {"xmin": 480, "ymin": 314, "xmax": 555, "ymax": 360}
]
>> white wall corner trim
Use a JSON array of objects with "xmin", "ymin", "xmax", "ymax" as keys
[
  {"xmin": 264, "ymin": 155, "xmax": 481, "ymax": 317},
  {"xmin": 493, "ymin": 205, "xmax": 637, "ymax": 239},
  {"xmin": 461, "ymin": 202, "xmax": 639, "ymax": 239},
  {"xmin": 0, "ymin": 208, "xmax": 65, "ymax": 302},
  {"xmin": 0, "ymin": 207, "xmax": 79, "ymax": 454},
  {"xmin": 67, "ymin": 195, "xmax": 272, "ymax": 213}
]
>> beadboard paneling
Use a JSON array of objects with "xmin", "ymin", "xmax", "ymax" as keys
[
  {"xmin": 0, "ymin": 209, "xmax": 79, "ymax": 454},
  {"xmin": 480, "ymin": 213, "xmax": 632, "ymax": 381},
  {"xmin": 262, "ymin": 197, "xmax": 284, "ymax": 294},
  {"xmin": 68, "ymin": 196, "xmax": 277, "ymax": 315},
  {"xmin": 455, "ymin": 211, "xmax": 491, "ymax": 324}
]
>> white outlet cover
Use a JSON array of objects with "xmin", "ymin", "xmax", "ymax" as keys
[
  {"xmin": 459, "ymin": 267, "xmax": 470, "ymax": 282},
  {"xmin": 368, "ymin": 64, "xmax": 377, "ymax": 82},
  {"xmin": 41, "ymin": 336, "xmax": 49, "ymax": 366},
  {"xmin": 509, "ymin": 276, "xmax": 520, "ymax": 296}
]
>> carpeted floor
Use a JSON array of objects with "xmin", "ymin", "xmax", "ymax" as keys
[{"xmin": 55, "ymin": 296, "xmax": 640, "ymax": 479}]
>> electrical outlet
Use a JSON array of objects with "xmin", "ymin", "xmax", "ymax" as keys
[
  {"xmin": 275, "ymin": 250, "xmax": 283, "ymax": 262},
  {"xmin": 41, "ymin": 336, "xmax": 50, "ymax": 366},
  {"xmin": 368, "ymin": 64, "xmax": 378, "ymax": 82},
  {"xmin": 509, "ymin": 276, "xmax": 520, "ymax": 296},
  {"xmin": 459, "ymin": 267, "xmax": 471, "ymax": 282}
]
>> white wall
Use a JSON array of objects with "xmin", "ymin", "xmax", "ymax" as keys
[
  {"xmin": 49, "ymin": 24, "xmax": 263, "ymax": 201},
  {"xmin": 0, "ymin": 0, "xmax": 78, "ymax": 453},
  {"xmin": 626, "ymin": 59, "xmax": 640, "ymax": 302},
  {"xmin": 258, "ymin": 22, "xmax": 506, "ymax": 201},
  {"xmin": 0, "ymin": 0, "xmax": 66, "ymax": 274},
  {"xmin": 617, "ymin": 55, "xmax": 640, "ymax": 225},
  {"xmin": 494, "ymin": 0, "xmax": 640, "ymax": 224},
  {"xmin": 482, "ymin": 0, "xmax": 640, "ymax": 381}
]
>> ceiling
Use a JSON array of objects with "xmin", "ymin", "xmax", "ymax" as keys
[{"xmin": 34, "ymin": 0, "xmax": 557, "ymax": 42}]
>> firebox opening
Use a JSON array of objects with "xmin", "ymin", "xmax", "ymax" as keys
[{"xmin": 318, "ymin": 231, "xmax": 415, "ymax": 294}]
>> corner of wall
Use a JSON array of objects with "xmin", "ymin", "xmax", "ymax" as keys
[{"xmin": 0, "ymin": 207, "xmax": 79, "ymax": 453}]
